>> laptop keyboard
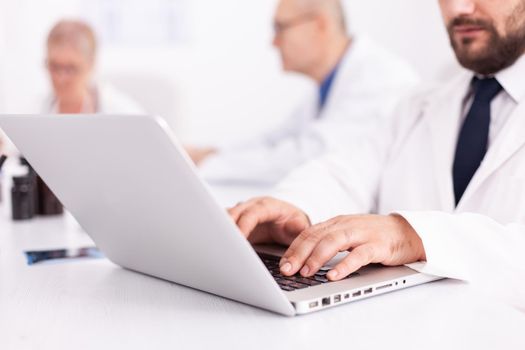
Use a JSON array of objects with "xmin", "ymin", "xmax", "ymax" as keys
[{"xmin": 258, "ymin": 253, "xmax": 358, "ymax": 292}]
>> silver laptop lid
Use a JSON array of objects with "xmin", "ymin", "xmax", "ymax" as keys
[{"xmin": 0, "ymin": 115, "xmax": 295, "ymax": 316}]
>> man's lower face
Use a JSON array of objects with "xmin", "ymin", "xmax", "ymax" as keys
[
  {"xmin": 454, "ymin": 29, "xmax": 494, "ymax": 59},
  {"xmin": 450, "ymin": 22, "xmax": 519, "ymax": 75},
  {"xmin": 448, "ymin": 2, "xmax": 525, "ymax": 75}
]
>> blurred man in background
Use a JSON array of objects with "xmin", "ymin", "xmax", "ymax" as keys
[
  {"xmin": 43, "ymin": 20, "xmax": 143, "ymax": 114},
  {"xmin": 186, "ymin": 0, "xmax": 419, "ymax": 185}
]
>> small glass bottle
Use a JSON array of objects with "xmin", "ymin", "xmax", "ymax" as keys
[{"xmin": 11, "ymin": 175, "xmax": 36, "ymax": 221}]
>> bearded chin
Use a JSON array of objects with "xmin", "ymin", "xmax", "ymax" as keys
[
  {"xmin": 449, "ymin": 7, "xmax": 525, "ymax": 76},
  {"xmin": 451, "ymin": 29, "xmax": 525, "ymax": 76}
]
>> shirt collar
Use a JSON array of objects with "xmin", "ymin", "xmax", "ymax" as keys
[
  {"xmin": 318, "ymin": 41, "xmax": 352, "ymax": 110},
  {"xmin": 495, "ymin": 53, "xmax": 525, "ymax": 103}
]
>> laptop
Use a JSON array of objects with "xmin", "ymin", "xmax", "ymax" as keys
[{"xmin": 0, "ymin": 115, "xmax": 440, "ymax": 316}]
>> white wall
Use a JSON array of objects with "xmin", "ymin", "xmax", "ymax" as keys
[
  {"xmin": 345, "ymin": 0, "xmax": 460, "ymax": 80},
  {"xmin": 0, "ymin": 0, "xmax": 80, "ymax": 114},
  {"xmin": 0, "ymin": 0, "xmax": 11, "ymax": 112},
  {"xmin": 0, "ymin": 0, "xmax": 460, "ymax": 146}
]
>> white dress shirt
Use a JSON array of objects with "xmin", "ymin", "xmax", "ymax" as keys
[{"xmin": 460, "ymin": 54, "xmax": 525, "ymax": 146}]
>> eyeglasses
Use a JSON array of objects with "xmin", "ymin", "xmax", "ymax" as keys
[
  {"xmin": 273, "ymin": 14, "xmax": 317, "ymax": 35},
  {"xmin": 45, "ymin": 60, "xmax": 82, "ymax": 76}
]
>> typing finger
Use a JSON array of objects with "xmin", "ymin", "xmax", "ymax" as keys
[
  {"xmin": 227, "ymin": 199, "xmax": 257, "ymax": 222},
  {"xmin": 279, "ymin": 223, "xmax": 333, "ymax": 276},
  {"xmin": 327, "ymin": 244, "xmax": 376, "ymax": 281},
  {"xmin": 300, "ymin": 229, "xmax": 357, "ymax": 277}
]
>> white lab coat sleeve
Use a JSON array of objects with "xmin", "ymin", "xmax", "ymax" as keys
[
  {"xmin": 270, "ymin": 90, "xmax": 427, "ymax": 224},
  {"xmin": 198, "ymin": 135, "xmax": 325, "ymax": 186},
  {"xmin": 271, "ymin": 151, "xmax": 380, "ymax": 224},
  {"xmin": 398, "ymin": 211, "xmax": 525, "ymax": 310},
  {"xmin": 199, "ymin": 102, "xmax": 322, "ymax": 186},
  {"xmin": 271, "ymin": 115, "xmax": 396, "ymax": 224}
]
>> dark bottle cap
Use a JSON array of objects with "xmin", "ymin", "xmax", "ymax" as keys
[
  {"xmin": 20, "ymin": 157, "xmax": 36, "ymax": 175},
  {"xmin": 13, "ymin": 175, "xmax": 33, "ymax": 187},
  {"xmin": 0, "ymin": 155, "xmax": 7, "ymax": 171}
]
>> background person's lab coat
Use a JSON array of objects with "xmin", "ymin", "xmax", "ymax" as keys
[
  {"xmin": 43, "ymin": 82, "xmax": 145, "ymax": 115},
  {"xmin": 199, "ymin": 36, "xmax": 420, "ymax": 186},
  {"xmin": 273, "ymin": 61, "xmax": 525, "ymax": 311}
]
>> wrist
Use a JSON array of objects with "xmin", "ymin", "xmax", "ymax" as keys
[{"xmin": 390, "ymin": 214, "xmax": 427, "ymax": 262}]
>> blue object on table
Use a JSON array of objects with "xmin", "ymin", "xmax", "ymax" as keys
[{"xmin": 25, "ymin": 247, "xmax": 105, "ymax": 266}]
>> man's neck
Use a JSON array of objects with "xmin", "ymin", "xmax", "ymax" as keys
[{"xmin": 310, "ymin": 36, "xmax": 351, "ymax": 84}]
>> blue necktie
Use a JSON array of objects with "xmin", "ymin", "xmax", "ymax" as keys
[{"xmin": 453, "ymin": 77, "xmax": 503, "ymax": 205}]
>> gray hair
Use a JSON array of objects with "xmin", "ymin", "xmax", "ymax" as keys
[
  {"xmin": 297, "ymin": 0, "xmax": 347, "ymax": 32},
  {"xmin": 47, "ymin": 20, "xmax": 97, "ymax": 61}
]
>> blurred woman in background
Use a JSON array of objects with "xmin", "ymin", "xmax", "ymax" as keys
[
  {"xmin": 0, "ymin": 20, "xmax": 144, "ymax": 156},
  {"xmin": 43, "ymin": 19, "xmax": 143, "ymax": 114}
]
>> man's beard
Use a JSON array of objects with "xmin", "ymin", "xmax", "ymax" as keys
[{"xmin": 448, "ymin": 9, "xmax": 525, "ymax": 75}]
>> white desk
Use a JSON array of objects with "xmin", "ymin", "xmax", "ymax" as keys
[{"xmin": 1, "ymin": 185, "xmax": 525, "ymax": 350}]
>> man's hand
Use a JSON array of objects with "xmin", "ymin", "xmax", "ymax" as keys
[
  {"xmin": 228, "ymin": 197, "xmax": 311, "ymax": 246},
  {"xmin": 185, "ymin": 146, "xmax": 217, "ymax": 166},
  {"xmin": 278, "ymin": 214, "xmax": 427, "ymax": 281}
]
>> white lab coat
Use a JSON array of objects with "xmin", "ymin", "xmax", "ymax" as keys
[
  {"xmin": 199, "ymin": 36, "xmax": 420, "ymax": 186},
  {"xmin": 274, "ymin": 66, "xmax": 525, "ymax": 310},
  {"xmin": 42, "ymin": 82, "xmax": 145, "ymax": 115}
]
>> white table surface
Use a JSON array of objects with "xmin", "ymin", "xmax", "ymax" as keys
[{"xmin": 1, "ymin": 183, "xmax": 525, "ymax": 350}]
